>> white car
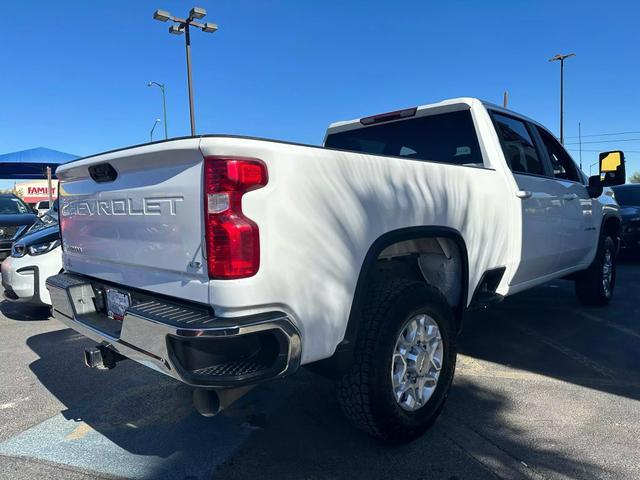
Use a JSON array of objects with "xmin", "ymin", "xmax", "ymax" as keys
[
  {"xmin": 33, "ymin": 200, "xmax": 53, "ymax": 216},
  {"xmin": 48, "ymin": 97, "xmax": 626, "ymax": 442},
  {"xmin": 1, "ymin": 222, "xmax": 61, "ymax": 305}
]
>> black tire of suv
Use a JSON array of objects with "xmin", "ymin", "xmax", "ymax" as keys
[
  {"xmin": 575, "ymin": 235, "xmax": 617, "ymax": 306},
  {"xmin": 337, "ymin": 279, "xmax": 457, "ymax": 443}
]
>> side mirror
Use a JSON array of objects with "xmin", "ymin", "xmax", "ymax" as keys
[
  {"xmin": 599, "ymin": 150, "xmax": 626, "ymax": 186},
  {"xmin": 587, "ymin": 175, "xmax": 603, "ymax": 199}
]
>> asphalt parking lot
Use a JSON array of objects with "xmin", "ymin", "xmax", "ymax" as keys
[{"xmin": 1, "ymin": 253, "xmax": 639, "ymax": 480}]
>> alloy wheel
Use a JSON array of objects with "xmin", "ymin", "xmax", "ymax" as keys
[{"xmin": 391, "ymin": 313, "xmax": 444, "ymax": 412}]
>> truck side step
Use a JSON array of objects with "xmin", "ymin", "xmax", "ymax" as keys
[
  {"xmin": 472, "ymin": 291, "xmax": 505, "ymax": 309},
  {"xmin": 469, "ymin": 267, "xmax": 506, "ymax": 310}
]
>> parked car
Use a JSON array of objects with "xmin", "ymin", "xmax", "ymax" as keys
[
  {"xmin": 46, "ymin": 97, "xmax": 625, "ymax": 442},
  {"xmin": 34, "ymin": 200, "xmax": 59, "ymax": 227},
  {"xmin": 0, "ymin": 194, "xmax": 39, "ymax": 260},
  {"xmin": 33, "ymin": 200, "xmax": 52, "ymax": 216},
  {"xmin": 612, "ymin": 184, "xmax": 640, "ymax": 250},
  {"xmin": 1, "ymin": 203, "xmax": 61, "ymax": 305}
]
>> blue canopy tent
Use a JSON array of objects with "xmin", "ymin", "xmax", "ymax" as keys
[{"xmin": 0, "ymin": 147, "xmax": 78, "ymax": 179}]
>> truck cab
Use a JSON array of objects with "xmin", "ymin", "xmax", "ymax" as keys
[{"xmin": 324, "ymin": 100, "xmax": 622, "ymax": 297}]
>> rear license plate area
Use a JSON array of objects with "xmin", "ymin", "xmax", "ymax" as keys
[{"xmin": 106, "ymin": 288, "xmax": 131, "ymax": 321}]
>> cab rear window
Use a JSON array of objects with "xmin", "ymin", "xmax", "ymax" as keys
[{"xmin": 324, "ymin": 110, "xmax": 484, "ymax": 166}]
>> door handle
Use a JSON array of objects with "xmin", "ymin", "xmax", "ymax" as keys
[
  {"xmin": 563, "ymin": 193, "xmax": 579, "ymax": 201},
  {"xmin": 516, "ymin": 190, "xmax": 533, "ymax": 199}
]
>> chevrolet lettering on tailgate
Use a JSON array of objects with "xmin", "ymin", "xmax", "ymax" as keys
[{"xmin": 61, "ymin": 196, "xmax": 184, "ymax": 217}]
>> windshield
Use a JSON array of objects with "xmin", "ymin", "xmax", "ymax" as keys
[
  {"xmin": 0, "ymin": 196, "xmax": 31, "ymax": 214},
  {"xmin": 614, "ymin": 188, "xmax": 640, "ymax": 206},
  {"xmin": 324, "ymin": 110, "xmax": 484, "ymax": 166}
]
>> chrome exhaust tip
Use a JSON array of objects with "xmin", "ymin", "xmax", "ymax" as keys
[{"xmin": 193, "ymin": 385, "xmax": 255, "ymax": 417}]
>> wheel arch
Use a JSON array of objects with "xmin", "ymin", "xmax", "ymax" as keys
[
  {"xmin": 602, "ymin": 212, "xmax": 622, "ymax": 249},
  {"xmin": 345, "ymin": 226, "xmax": 469, "ymax": 348},
  {"xmin": 306, "ymin": 226, "xmax": 470, "ymax": 378}
]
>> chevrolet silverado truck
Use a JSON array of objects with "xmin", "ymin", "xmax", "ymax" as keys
[{"xmin": 46, "ymin": 98, "xmax": 626, "ymax": 442}]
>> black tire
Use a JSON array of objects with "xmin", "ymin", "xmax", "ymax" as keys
[
  {"xmin": 575, "ymin": 235, "xmax": 617, "ymax": 306},
  {"xmin": 337, "ymin": 279, "xmax": 457, "ymax": 443}
]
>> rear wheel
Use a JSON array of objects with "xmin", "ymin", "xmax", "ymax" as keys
[
  {"xmin": 575, "ymin": 235, "xmax": 617, "ymax": 306},
  {"xmin": 337, "ymin": 279, "xmax": 456, "ymax": 443}
]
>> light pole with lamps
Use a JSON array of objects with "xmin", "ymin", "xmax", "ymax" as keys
[
  {"xmin": 153, "ymin": 7, "xmax": 218, "ymax": 137},
  {"xmin": 150, "ymin": 118, "xmax": 161, "ymax": 142},
  {"xmin": 148, "ymin": 81, "xmax": 168, "ymax": 139},
  {"xmin": 549, "ymin": 53, "xmax": 575, "ymax": 145}
]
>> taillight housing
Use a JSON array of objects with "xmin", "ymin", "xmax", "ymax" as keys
[{"xmin": 204, "ymin": 156, "xmax": 267, "ymax": 279}]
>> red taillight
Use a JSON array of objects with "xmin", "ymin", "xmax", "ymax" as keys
[{"xmin": 204, "ymin": 156, "xmax": 267, "ymax": 279}]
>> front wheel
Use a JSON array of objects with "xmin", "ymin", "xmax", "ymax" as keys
[
  {"xmin": 337, "ymin": 279, "xmax": 457, "ymax": 443},
  {"xmin": 575, "ymin": 235, "xmax": 617, "ymax": 306}
]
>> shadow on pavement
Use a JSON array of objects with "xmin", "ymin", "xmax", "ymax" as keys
[
  {"xmin": 213, "ymin": 371, "xmax": 609, "ymax": 480},
  {"xmin": 19, "ymin": 255, "xmax": 638, "ymax": 479},
  {"xmin": 459, "ymin": 258, "xmax": 640, "ymax": 402},
  {"xmin": 0, "ymin": 299, "xmax": 50, "ymax": 321},
  {"xmin": 24, "ymin": 327, "xmax": 289, "ymax": 479},
  {"xmin": 25, "ymin": 325, "xmax": 610, "ymax": 479}
]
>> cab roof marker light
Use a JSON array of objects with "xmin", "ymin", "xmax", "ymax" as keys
[{"xmin": 360, "ymin": 107, "xmax": 417, "ymax": 126}]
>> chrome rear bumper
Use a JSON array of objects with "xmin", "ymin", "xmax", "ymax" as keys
[{"xmin": 46, "ymin": 272, "xmax": 301, "ymax": 388}]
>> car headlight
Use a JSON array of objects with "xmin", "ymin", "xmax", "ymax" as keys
[{"xmin": 28, "ymin": 239, "xmax": 60, "ymax": 256}]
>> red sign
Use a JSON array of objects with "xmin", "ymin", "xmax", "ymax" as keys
[{"xmin": 27, "ymin": 186, "xmax": 56, "ymax": 195}]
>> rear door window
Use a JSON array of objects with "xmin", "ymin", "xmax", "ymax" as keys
[
  {"xmin": 491, "ymin": 113, "xmax": 545, "ymax": 176},
  {"xmin": 535, "ymin": 127, "xmax": 581, "ymax": 182},
  {"xmin": 324, "ymin": 110, "xmax": 484, "ymax": 166}
]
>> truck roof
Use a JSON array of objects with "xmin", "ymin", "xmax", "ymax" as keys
[{"xmin": 326, "ymin": 97, "xmax": 544, "ymax": 136}]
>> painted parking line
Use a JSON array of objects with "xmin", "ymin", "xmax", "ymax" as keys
[
  {"xmin": 575, "ymin": 310, "xmax": 640, "ymax": 341},
  {"xmin": 515, "ymin": 323, "xmax": 618, "ymax": 379},
  {"xmin": 456, "ymin": 354, "xmax": 640, "ymax": 388},
  {"xmin": 0, "ymin": 384, "xmax": 286, "ymax": 480},
  {"xmin": 0, "ymin": 412, "xmax": 249, "ymax": 479}
]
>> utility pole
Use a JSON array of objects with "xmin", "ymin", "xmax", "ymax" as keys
[
  {"xmin": 578, "ymin": 122, "xmax": 583, "ymax": 170},
  {"xmin": 46, "ymin": 166, "xmax": 53, "ymax": 206},
  {"xmin": 503, "ymin": 91, "xmax": 508, "ymax": 108},
  {"xmin": 549, "ymin": 53, "xmax": 575, "ymax": 145},
  {"xmin": 153, "ymin": 7, "xmax": 218, "ymax": 137}
]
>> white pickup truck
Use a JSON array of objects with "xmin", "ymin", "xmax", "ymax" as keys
[{"xmin": 47, "ymin": 98, "xmax": 626, "ymax": 442}]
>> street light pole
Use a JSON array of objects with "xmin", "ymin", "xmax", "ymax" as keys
[
  {"xmin": 549, "ymin": 53, "xmax": 575, "ymax": 145},
  {"xmin": 153, "ymin": 7, "xmax": 218, "ymax": 137},
  {"xmin": 148, "ymin": 81, "xmax": 168, "ymax": 139},
  {"xmin": 184, "ymin": 24, "xmax": 196, "ymax": 136},
  {"xmin": 150, "ymin": 118, "xmax": 161, "ymax": 142}
]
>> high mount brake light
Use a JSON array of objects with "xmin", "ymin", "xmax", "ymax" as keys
[
  {"xmin": 360, "ymin": 107, "xmax": 417, "ymax": 125},
  {"xmin": 204, "ymin": 156, "xmax": 267, "ymax": 279}
]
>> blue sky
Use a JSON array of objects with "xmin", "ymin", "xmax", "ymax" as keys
[{"xmin": 1, "ymin": 0, "xmax": 639, "ymax": 187}]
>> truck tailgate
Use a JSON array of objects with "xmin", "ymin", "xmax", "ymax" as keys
[{"xmin": 57, "ymin": 138, "xmax": 209, "ymax": 304}]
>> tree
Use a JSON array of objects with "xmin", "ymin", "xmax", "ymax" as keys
[{"xmin": 630, "ymin": 171, "xmax": 640, "ymax": 184}]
